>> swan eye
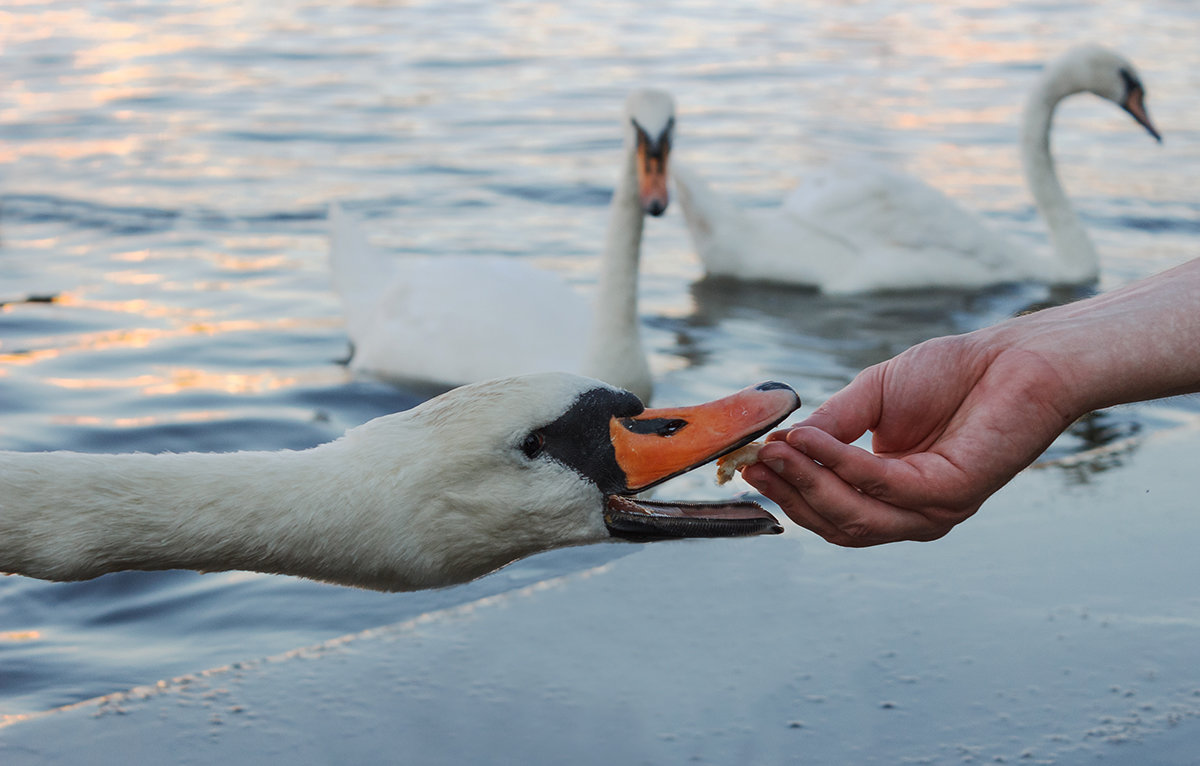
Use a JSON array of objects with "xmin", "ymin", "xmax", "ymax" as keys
[{"xmin": 520, "ymin": 431, "xmax": 545, "ymax": 459}]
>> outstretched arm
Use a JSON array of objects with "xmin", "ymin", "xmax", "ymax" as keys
[{"xmin": 743, "ymin": 258, "xmax": 1200, "ymax": 546}]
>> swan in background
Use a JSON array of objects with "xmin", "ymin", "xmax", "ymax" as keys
[
  {"xmin": 0, "ymin": 373, "xmax": 799, "ymax": 592},
  {"xmin": 329, "ymin": 89, "xmax": 676, "ymax": 402},
  {"xmin": 674, "ymin": 44, "xmax": 1161, "ymax": 293}
]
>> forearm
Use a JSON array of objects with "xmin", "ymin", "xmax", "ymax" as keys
[{"xmin": 980, "ymin": 259, "xmax": 1200, "ymax": 416}]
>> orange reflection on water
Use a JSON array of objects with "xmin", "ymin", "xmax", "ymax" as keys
[
  {"xmin": 902, "ymin": 37, "xmax": 1042, "ymax": 66},
  {"xmin": 53, "ymin": 291, "xmax": 209, "ymax": 320},
  {"xmin": 19, "ymin": 136, "xmax": 146, "ymax": 162},
  {"xmin": 0, "ymin": 316, "xmax": 339, "ymax": 370},
  {"xmin": 0, "ymin": 327, "xmax": 161, "ymax": 367},
  {"xmin": 105, "ymin": 270, "xmax": 165, "ymax": 287},
  {"xmin": 44, "ymin": 374, "xmax": 161, "ymax": 391},
  {"xmin": 109, "ymin": 250, "xmax": 291, "ymax": 274},
  {"xmin": 49, "ymin": 410, "xmax": 235, "ymax": 429},
  {"xmin": 213, "ymin": 252, "xmax": 290, "ymax": 272},
  {"xmin": 112, "ymin": 250, "xmax": 156, "ymax": 263},
  {"xmin": 887, "ymin": 105, "xmax": 1014, "ymax": 131},
  {"xmin": 15, "ymin": 236, "xmax": 70, "ymax": 251},
  {"xmin": 144, "ymin": 369, "xmax": 299, "ymax": 396},
  {"xmin": 68, "ymin": 28, "xmax": 202, "ymax": 74},
  {"xmin": 0, "ymin": 630, "xmax": 41, "ymax": 643},
  {"xmin": 45, "ymin": 366, "xmax": 347, "ymax": 397},
  {"xmin": 0, "ymin": 347, "xmax": 64, "ymax": 368}
]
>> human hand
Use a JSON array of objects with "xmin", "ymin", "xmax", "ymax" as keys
[{"xmin": 742, "ymin": 333, "xmax": 1079, "ymax": 546}]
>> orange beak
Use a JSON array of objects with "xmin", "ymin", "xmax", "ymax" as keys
[
  {"xmin": 1123, "ymin": 84, "xmax": 1162, "ymax": 143},
  {"xmin": 609, "ymin": 381, "xmax": 800, "ymax": 493},
  {"xmin": 636, "ymin": 135, "xmax": 671, "ymax": 216}
]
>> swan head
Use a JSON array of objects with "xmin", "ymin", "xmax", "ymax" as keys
[
  {"xmin": 1045, "ymin": 44, "xmax": 1161, "ymax": 142},
  {"xmin": 624, "ymin": 89, "xmax": 676, "ymax": 217},
  {"xmin": 348, "ymin": 372, "xmax": 798, "ymax": 590}
]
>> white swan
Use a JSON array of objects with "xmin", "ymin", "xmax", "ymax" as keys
[
  {"xmin": 329, "ymin": 89, "xmax": 676, "ymax": 402},
  {"xmin": 674, "ymin": 44, "xmax": 1161, "ymax": 293},
  {"xmin": 0, "ymin": 373, "xmax": 798, "ymax": 592}
]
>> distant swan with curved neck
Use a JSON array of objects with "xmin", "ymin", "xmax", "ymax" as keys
[
  {"xmin": 0, "ymin": 374, "xmax": 798, "ymax": 592},
  {"xmin": 329, "ymin": 90, "xmax": 676, "ymax": 402},
  {"xmin": 674, "ymin": 44, "xmax": 1161, "ymax": 293}
]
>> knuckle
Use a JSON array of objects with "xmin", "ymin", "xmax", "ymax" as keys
[
  {"xmin": 777, "ymin": 465, "xmax": 818, "ymax": 492},
  {"xmin": 854, "ymin": 475, "xmax": 891, "ymax": 500},
  {"xmin": 836, "ymin": 520, "xmax": 880, "ymax": 547}
]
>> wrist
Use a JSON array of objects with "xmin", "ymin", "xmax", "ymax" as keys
[
  {"xmin": 978, "ymin": 262, "xmax": 1200, "ymax": 415},
  {"xmin": 961, "ymin": 318, "xmax": 1092, "ymax": 426},
  {"xmin": 980, "ymin": 311, "xmax": 1106, "ymax": 418}
]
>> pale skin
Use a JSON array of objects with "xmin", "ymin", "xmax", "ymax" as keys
[{"xmin": 743, "ymin": 258, "xmax": 1200, "ymax": 547}]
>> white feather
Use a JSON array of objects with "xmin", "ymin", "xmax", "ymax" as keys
[{"xmin": 0, "ymin": 373, "xmax": 616, "ymax": 592}]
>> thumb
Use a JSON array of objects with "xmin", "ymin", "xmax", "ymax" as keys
[{"xmin": 795, "ymin": 366, "xmax": 884, "ymax": 444}]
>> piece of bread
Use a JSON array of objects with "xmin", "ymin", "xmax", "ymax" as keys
[{"xmin": 715, "ymin": 442, "xmax": 764, "ymax": 485}]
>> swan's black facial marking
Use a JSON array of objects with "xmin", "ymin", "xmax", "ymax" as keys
[
  {"xmin": 537, "ymin": 386, "xmax": 644, "ymax": 495},
  {"xmin": 1118, "ymin": 68, "xmax": 1141, "ymax": 98},
  {"xmin": 631, "ymin": 116, "xmax": 673, "ymax": 163}
]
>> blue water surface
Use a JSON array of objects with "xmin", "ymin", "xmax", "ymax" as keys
[{"xmin": 2, "ymin": 0, "xmax": 1199, "ymax": 741}]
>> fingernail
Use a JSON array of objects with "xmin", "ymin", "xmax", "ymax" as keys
[{"xmin": 763, "ymin": 458, "xmax": 785, "ymax": 474}]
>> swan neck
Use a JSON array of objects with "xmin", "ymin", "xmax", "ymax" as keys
[
  {"xmin": 584, "ymin": 143, "xmax": 651, "ymax": 399},
  {"xmin": 0, "ymin": 447, "xmax": 405, "ymax": 589},
  {"xmin": 1020, "ymin": 73, "xmax": 1098, "ymax": 282}
]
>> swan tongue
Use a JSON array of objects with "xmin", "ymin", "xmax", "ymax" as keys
[{"xmin": 604, "ymin": 496, "xmax": 783, "ymax": 541}]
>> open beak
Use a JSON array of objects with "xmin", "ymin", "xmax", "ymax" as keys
[
  {"xmin": 603, "ymin": 381, "xmax": 800, "ymax": 541},
  {"xmin": 1123, "ymin": 84, "xmax": 1162, "ymax": 143}
]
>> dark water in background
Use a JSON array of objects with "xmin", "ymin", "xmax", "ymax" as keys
[{"xmin": 2, "ymin": 0, "xmax": 1199, "ymax": 721}]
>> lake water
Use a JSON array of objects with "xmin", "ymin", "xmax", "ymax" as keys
[{"xmin": 2, "ymin": 0, "xmax": 1199, "ymax": 751}]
